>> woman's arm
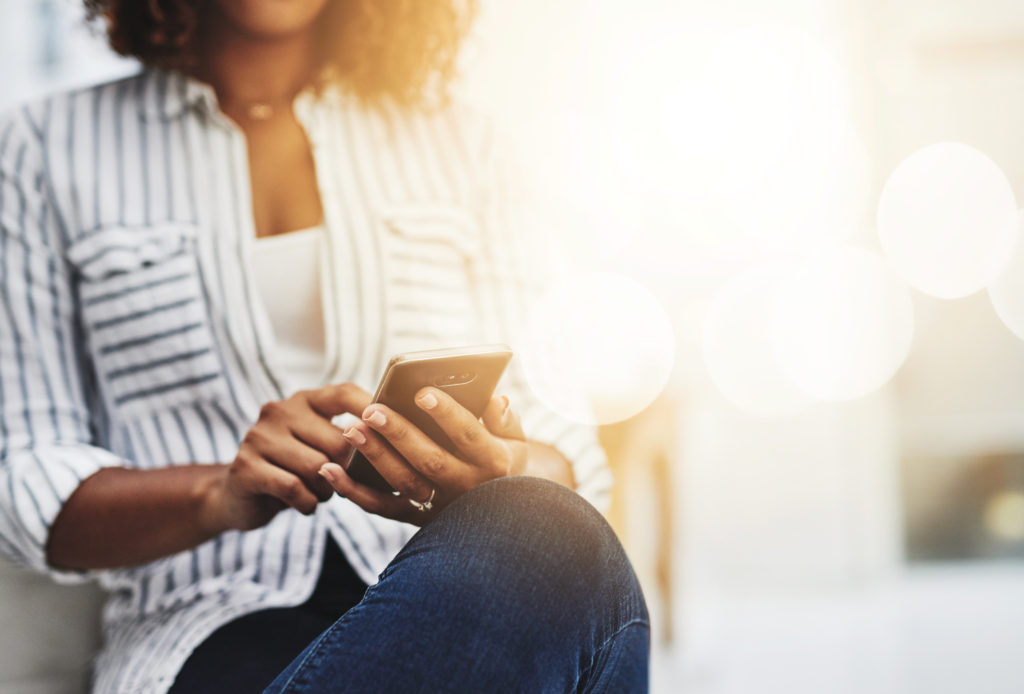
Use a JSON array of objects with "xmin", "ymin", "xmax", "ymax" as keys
[
  {"xmin": 524, "ymin": 441, "xmax": 576, "ymax": 489},
  {"xmin": 0, "ymin": 109, "xmax": 130, "ymax": 577},
  {"xmin": 46, "ymin": 465, "xmax": 229, "ymax": 571},
  {"xmin": 48, "ymin": 432, "xmax": 574, "ymax": 571},
  {"xmin": 45, "ymin": 384, "xmax": 370, "ymax": 572}
]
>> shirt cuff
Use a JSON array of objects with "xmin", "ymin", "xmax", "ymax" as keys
[{"xmin": 1, "ymin": 444, "xmax": 125, "ymax": 585}]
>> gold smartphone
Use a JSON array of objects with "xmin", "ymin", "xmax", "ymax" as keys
[{"xmin": 343, "ymin": 344, "xmax": 514, "ymax": 493}]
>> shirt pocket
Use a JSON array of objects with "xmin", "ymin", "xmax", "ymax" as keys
[
  {"xmin": 67, "ymin": 225, "xmax": 230, "ymax": 418},
  {"xmin": 378, "ymin": 203, "xmax": 483, "ymax": 351}
]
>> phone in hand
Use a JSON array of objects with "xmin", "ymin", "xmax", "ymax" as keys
[{"xmin": 343, "ymin": 343, "xmax": 513, "ymax": 493}]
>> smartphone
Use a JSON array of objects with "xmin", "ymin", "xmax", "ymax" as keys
[{"xmin": 343, "ymin": 343, "xmax": 514, "ymax": 493}]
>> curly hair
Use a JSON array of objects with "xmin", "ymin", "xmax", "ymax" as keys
[{"xmin": 83, "ymin": 0, "xmax": 478, "ymax": 107}]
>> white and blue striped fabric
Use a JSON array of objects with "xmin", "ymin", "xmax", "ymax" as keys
[{"xmin": 0, "ymin": 68, "xmax": 612, "ymax": 693}]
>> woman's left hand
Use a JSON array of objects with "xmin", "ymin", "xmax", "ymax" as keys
[{"xmin": 317, "ymin": 387, "xmax": 527, "ymax": 525}]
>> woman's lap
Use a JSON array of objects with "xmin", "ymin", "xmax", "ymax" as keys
[
  {"xmin": 168, "ymin": 538, "xmax": 368, "ymax": 693},
  {"xmin": 173, "ymin": 477, "xmax": 649, "ymax": 693},
  {"xmin": 166, "ymin": 607, "xmax": 340, "ymax": 693}
]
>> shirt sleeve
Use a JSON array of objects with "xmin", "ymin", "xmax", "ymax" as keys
[
  {"xmin": 467, "ymin": 116, "xmax": 613, "ymax": 513},
  {"xmin": 0, "ymin": 106, "xmax": 123, "ymax": 584}
]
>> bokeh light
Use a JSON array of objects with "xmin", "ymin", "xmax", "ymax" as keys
[
  {"xmin": 988, "ymin": 211, "xmax": 1024, "ymax": 341},
  {"xmin": 702, "ymin": 266, "xmax": 812, "ymax": 417},
  {"xmin": 877, "ymin": 142, "xmax": 1018, "ymax": 299},
  {"xmin": 772, "ymin": 248, "xmax": 914, "ymax": 402},
  {"xmin": 547, "ymin": 18, "xmax": 868, "ymax": 263},
  {"xmin": 656, "ymin": 23, "xmax": 867, "ymax": 249},
  {"xmin": 984, "ymin": 490, "xmax": 1024, "ymax": 541},
  {"xmin": 519, "ymin": 271, "xmax": 676, "ymax": 425}
]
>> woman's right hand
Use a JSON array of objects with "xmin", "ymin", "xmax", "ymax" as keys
[{"xmin": 207, "ymin": 383, "xmax": 373, "ymax": 532}]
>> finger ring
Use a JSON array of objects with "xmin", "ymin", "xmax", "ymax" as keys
[{"xmin": 409, "ymin": 487, "xmax": 436, "ymax": 512}]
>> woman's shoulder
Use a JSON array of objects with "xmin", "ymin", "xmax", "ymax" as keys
[
  {"xmin": 329, "ymin": 88, "xmax": 497, "ymax": 170},
  {"xmin": 0, "ymin": 69, "xmax": 185, "ymax": 146}
]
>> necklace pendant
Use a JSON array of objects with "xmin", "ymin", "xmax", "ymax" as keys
[{"xmin": 248, "ymin": 103, "xmax": 274, "ymax": 121}]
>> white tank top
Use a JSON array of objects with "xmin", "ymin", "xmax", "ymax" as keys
[{"xmin": 250, "ymin": 226, "xmax": 329, "ymax": 388}]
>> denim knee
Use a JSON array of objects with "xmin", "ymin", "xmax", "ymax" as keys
[
  {"xmin": 382, "ymin": 476, "xmax": 648, "ymax": 634},
  {"xmin": 266, "ymin": 478, "xmax": 650, "ymax": 694}
]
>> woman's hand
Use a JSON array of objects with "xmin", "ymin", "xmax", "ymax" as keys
[
  {"xmin": 207, "ymin": 383, "xmax": 372, "ymax": 532},
  {"xmin": 317, "ymin": 388, "xmax": 526, "ymax": 525}
]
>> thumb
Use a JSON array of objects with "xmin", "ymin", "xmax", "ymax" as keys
[{"xmin": 481, "ymin": 394, "xmax": 524, "ymax": 440}]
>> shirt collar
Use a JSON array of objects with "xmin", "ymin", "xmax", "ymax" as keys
[
  {"xmin": 142, "ymin": 66, "xmax": 341, "ymax": 122},
  {"xmin": 140, "ymin": 68, "xmax": 219, "ymax": 121}
]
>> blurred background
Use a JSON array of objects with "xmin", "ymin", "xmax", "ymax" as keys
[{"xmin": 2, "ymin": 0, "xmax": 1024, "ymax": 692}]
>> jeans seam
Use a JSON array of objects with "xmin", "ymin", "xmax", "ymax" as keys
[
  {"xmin": 273, "ymin": 620, "xmax": 339, "ymax": 693},
  {"xmin": 568, "ymin": 618, "xmax": 650, "ymax": 694}
]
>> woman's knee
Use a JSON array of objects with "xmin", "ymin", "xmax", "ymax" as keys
[
  {"xmin": 325, "ymin": 478, "xmax": 649, "ymax": 693},
  {"xmin": 384, "ymin": 476, "xmax": 648, "ymax": 627},
  {"xmin": 437, "ymin": 476, "xmax": 620, "ymax": 568},
  {"xmin": 444, "ymin": 476, "xmax": 622, "ymax": 570}
]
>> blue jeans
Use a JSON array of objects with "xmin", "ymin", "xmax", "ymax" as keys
[
  {"xmin": 265, "ymin": 476, "xmax": 649, "ymax": 693},
  {"xmin": 174, "ymin": 476, "xmax": 648, "ymax": 692}
]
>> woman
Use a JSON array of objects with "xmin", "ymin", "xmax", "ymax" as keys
[{"xmin": 0, "ymin": 1, "xmax": 649, "ymax": 691}]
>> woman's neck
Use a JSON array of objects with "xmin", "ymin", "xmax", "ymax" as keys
[{"xmin": 196, "ymin": 15, "xmax": 319, "ymax": 114}]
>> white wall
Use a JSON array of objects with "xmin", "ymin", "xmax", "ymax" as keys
[{"xmin": 0, "ymin": 0, "xmax": 135, "ymax": 112}]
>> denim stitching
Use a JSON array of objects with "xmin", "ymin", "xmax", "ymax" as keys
[{"xmin": 569, "ymin": 618, "xmax": 650, "ymax": 694}]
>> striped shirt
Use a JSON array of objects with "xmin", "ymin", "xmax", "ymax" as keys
[{"xmin": 0, "ymin": 68, "xmax": 611, "ymax": 693}]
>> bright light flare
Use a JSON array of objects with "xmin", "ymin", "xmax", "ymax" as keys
[
  {"xmin": 989, "ymin": 211, "xmax": 1024, "ymax": 340},
  {"xmin": 772, "ymin": 248, "xmax": 914, "ymax": 402},
  {"xmin": 564, "ymin": 20, "xmax": 867, "ymax": 255},
  {"xmin": 702, "ymin": 266, "xmax": 812, "ymax": 417},
  {"xmin": 878, "ymin": 143, "xmax": 1018, "ymax": 299},
  {"xmin": 519, "ymin": 272, "xmax": 676, "ymax": 425},
  {"xmin": 663, "ymin": 26, "xmax": 851, "ymax": 198}
]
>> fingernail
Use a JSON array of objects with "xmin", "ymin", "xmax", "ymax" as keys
[
  {"xmin": 500, "ymin": 395, "xmax": 510, "ymax": 414},
  {"xmin": 318, "ymin": 464, "xmax": 337, "ymax": 483},
  {"xmin": 417, "ymin": 392, "xmax": 438, "ymax": 410},
  {"xmin": 364, "ymin": 410, "xmax": 386, "ymax": 427},
  {"xmin": 343, "ymin": 427, "xmax": 366, "ymax": 445}
]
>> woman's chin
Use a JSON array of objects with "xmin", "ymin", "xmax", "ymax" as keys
[{"xmin": 209, "ymin": 0, "xmax": 330, "ymax": 41}]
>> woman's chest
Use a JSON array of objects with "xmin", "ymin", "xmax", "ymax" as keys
[
  {"xmin": 59, "ymin": 113, "xmax": 487, "ymax": 421},
  {"xmin": 242, "ymin": 116, "xmax": 324, "ymax": 239}
]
